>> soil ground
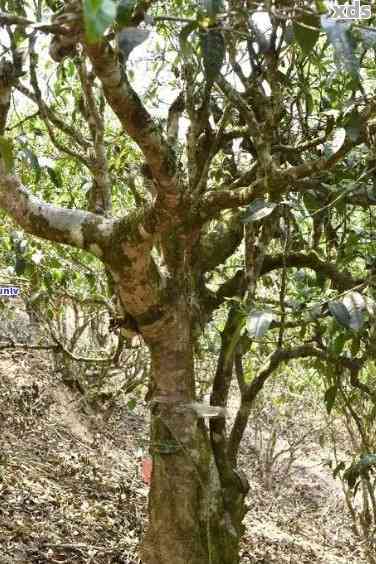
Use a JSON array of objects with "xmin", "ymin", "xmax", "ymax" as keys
[{"xmin": 0, "ymin": 307, "xmax": 364, "ymax": 563}]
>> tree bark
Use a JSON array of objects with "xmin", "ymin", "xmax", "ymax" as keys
[{"xmin": 140, "ymin": 300, "xmax": 246, "ymax": 564}]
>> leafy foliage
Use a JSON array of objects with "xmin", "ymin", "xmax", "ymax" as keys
[
  {"xmin": 83, "ymin": 0, "xmax": 117, "ymax": 43},
  {"xmin": 3, "ymin": 1, "xmax": 376, "ymax": 559},
  {"xmin": 116, "ymin": 0, "xmax": 137, "ymax": 27},
  {"xmin": 199, "ymin": 0, "xmax": 223, "ymax": 19},
  {"xmin": 293, "ymin": 13, "xmax": 320, "ymax": 55}
]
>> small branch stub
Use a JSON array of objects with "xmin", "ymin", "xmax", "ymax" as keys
[{"xmin": 151, "ymin": 397, "xmax": 229, "ymax": 419}]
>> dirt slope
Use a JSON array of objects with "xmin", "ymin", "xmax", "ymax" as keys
[{"xmin": 0, "ymin": 335, "xmax": 362, "ymax": 563}]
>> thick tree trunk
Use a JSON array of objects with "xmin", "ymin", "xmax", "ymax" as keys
[{"xmin": 140, "ymin": 300, "xmax": 246, "ymax": 564}]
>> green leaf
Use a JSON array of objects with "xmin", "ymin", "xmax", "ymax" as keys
[
  {"xmin": 303, "ymin": 191, "xmax": 321, "ymax": 213},
  {"xmin": 242, "ymin": 199, "xmax": 277, "ymax": 223},
  {"xmin": 51, "ymin": 268, "xmax": 63, "ymax": 282},
  {"xmin": 324, "ymin": 385, "xmax": 338, "ymax": 414},
  {"xmin": 15, "ymin": 256, "xmax": 27, "ymax": 275},
  {"xmin": 83, "ymin": 0, "xmax": 117, "ymax": 43},
  {"xmin": 200, "ymin": 0, "xmax": 223, "ymax": 18},
  {"xmin": 127, "ymin": 398, "xmax": 137, "ymax": 410},
  {"xmin": 46, "ymin": 0, "xmax": 63, "ymax": 12},
  {"xmin": 246, "ymin": 310, "xmax": 274, "ymax": 338},
  {"xmin": 116, "ymin": 0, "xmax": 136, "ymax": 27},
  {"xmin": 0, "ymin": 136, "xmax": 14, "ymax": 173},
  {"xmin": 293, "ymin": 13, "xmax": 320, "ymax": 55},
  {"xmin": 46, "ymin": 166, "xmax": 62, "ymax": 188},
  {"xmin": 85, "ymin": 272, "xmax": 97, "ymax": 289},
  {"xmin": 315, "ymin": 0, "xmax": 327, "ymax": 14},
  {"xmin": 200, "ymin": 29, "xmax": 225, "ymax": 84},
  {"xmin": 328, "ymin": 293, "xmax": 366, "ymax": 333},
  {"xmin": 305, "ymin": 92, "xmax": 314, "ymax": 115},
  {"xmin": 328, "ymin": 301, "xmax": 351, "ymax": 329},
  {"xmin": 332, "ymin": 333, "xmax": 347, "ymax": 354},
  {"xmin": 345, "ymin": 111, "xmax": 361, "ymax": 142}
]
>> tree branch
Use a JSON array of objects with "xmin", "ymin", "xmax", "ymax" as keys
[
  {"xmin": 83, "ymin": 40, "xmax": 178, "ymax": 202},
  {"xmin": 0, "ymin": 55, "xmax": 24, "ymax": 134},
  {"xmin": 16, "ymin": 82, "xmax": 91, "ymax": 150},
  {"xmin": 200, "ymin": 99, "xmax": 376, "ymax": 216},
  {"xmin": 76, "ymin": 57, "xmax": 112, "ymax": 213},
  {"xmin": 193, "ymin": 210, "xmax": 243, "ymax": 273},
  {"xmin": 210, "ymin": 306, "xmax": 240, "ymax": 487},
  {"xmin": 0, "ymin": 174, "xmax": 115, "ymax": 255},
  {"xmin": 216, "ymin": 75, "xmax": 273, "ymax": 173},
  {"xmin": 228, "ymin": 345, "xmax": 364, "ymax": 464},
  {"xmin": 262, "ymin": 252, "xmax": 360, "ymax": 291}
]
